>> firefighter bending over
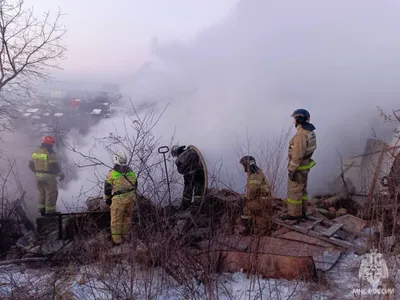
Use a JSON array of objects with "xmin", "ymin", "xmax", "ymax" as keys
[
  {"xmin": 171, "ymin": 145, "xmax": 206, "ymax": 209},
  {"xmin": 239, "ymin": 156, "xmax": 271, "ymax": 234},
  {"xmin": 283, "ymin": 109, "xmax": 317, "ymax": 221},
  {"xmin": 29, "ymin": 135, "xmax": 65, "ymax": 216},
  {"xmin": 104, "ymin": 151, "xmax": 137, "ymax": 245}
]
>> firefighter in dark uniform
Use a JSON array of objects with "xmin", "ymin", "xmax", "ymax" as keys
[{"xmin": 171, "ymin": 145, "xmax": 205, "ymax": 209}]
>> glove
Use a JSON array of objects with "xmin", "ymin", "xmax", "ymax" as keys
[
  {"xmin": 105, "ymin": 199, "xmax": 112, "ymax": 206},
  {"xmin": 288, "ymin": 171, "xmax": 297, "ymax": 181},
  {"xmin": 58, "ymin": 172, "xmax": 65, "ymax": 181}
]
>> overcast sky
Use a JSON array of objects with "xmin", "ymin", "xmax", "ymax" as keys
[
  {"xmin": 25, "ymin": 0, "xmax": 238, "ymax": 77},
  {"xmin": 9, "ymin": 0, "xmax": 400, "ymax": 210}
]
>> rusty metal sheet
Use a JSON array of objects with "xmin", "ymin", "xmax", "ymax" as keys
[
  {"xmin": 333, "ymin": 214, "xmax": 366, "ymax": 234},
  {"xmin": 221, "ymin": 251, "xmax": 317, "ymax": 281},
  {"xmin": 249, "ymin": 236, "xmax": 342, "ymax": 272},
  {"xmin": 200, "ymin": 235, "xmax": 342, "ymax": 271}
]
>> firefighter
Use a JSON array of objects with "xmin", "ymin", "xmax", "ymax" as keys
[
  {"xmin": 29, "ymin": 135, "xmax": 65, "ymax": 216},
  {"xmin": 239, "ymin": 156, "xmax": 271, "ymax": 234},
  {"xmin": 283, "ymin": 109, "xmax": 317, "ymax": 221},
  {"xmin": 171, "ymin": 145, "xmax": 205, "ymax": 209},
  {"xmin": 104, "ymin": 151, "xmax": 137, "ymax": 245}
]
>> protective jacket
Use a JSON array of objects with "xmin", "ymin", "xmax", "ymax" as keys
[
  {"xmin": 104, "ymin": 165, "xmax": 137, "ymax": 200},
  {"xmin": 246, "ymin": 169, "xmax": 271, "ymax": 202},
  {"xmin": 288, "ymin": 125, "xmax": 317, "ymax": 173},
  {"xmin": 29, "ymin": 145, "xmax": 63, "ymax": 215},
  {"xmin": 175, "ymin": 146, "xmax": 206, "ymax": 207},
  {"xmin": 286, "ymin": 123, "xmax": 317, "ymax": 218},
  {"xmin": 104, "ymin": 164, "xmax": 137, "ymax": 245},
  {"xmin": 29, "ymin": 146, "xmax": 62, "ymax": 178},
  {"xmin": 175, "ymin": 147, "xmax": 203, "ymax": 175}
]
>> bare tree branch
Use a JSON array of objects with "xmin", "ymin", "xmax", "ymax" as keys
[{"xmin": 0, "ymin": 0, "xmax": 66, "ymax": 118}]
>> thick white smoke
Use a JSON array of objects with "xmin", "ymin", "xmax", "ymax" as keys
[{"xmin": 57, "ymin": 0, "xmax": 400, "ymax": 210}]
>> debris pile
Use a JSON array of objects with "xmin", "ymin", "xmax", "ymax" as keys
[
  {"xmin": 309, "ymin": 193, "xmax": 359, "ymax": 219},
  {"xmin": 1, "ymin": 189, "xmax": 370, "ymax": 282}
]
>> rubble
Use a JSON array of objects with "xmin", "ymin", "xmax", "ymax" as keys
[
  {"xmin": 310, "ymin": 193, "xmax": 359, "ymax": 219},
  {"xmin": 0, "ymin": 188, "xmax": 372, "ymax": 283}
]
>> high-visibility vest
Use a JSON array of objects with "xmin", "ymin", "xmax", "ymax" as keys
[
  {"xmin": 105, "ymin": 169, "xmax": 136, "ymax": 195},
  {"xmin": 31, "ymin": 147, "xmax": 58, "ymax": 177}
]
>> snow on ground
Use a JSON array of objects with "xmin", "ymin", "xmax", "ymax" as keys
[{"xmin": 1, "ymin": 251, "xmax": 387, "ymax": 300}]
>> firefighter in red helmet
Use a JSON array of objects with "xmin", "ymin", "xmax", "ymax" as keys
[{"xmin": 29, "ymin": 136, "xmax": 65, "ymax": 216}]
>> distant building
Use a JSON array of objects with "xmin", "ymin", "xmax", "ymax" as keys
[{"xmin": 43, "ymin": 80, "xmax": 121, "ymax": 99}]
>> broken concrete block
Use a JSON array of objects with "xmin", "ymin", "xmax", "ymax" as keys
[
  {"xmin": 315, "ymin": 208, "xmax": 330, "ymax": 218},
  {"xmin": 16, "ymin": 230, "xmax": 38, "ymax": 251}
]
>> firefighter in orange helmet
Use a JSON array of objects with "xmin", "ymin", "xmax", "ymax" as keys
[
  {"xmin": 29, "ymin": 136, "xmax": 65, "ymax": 216},
  {"xmin": 239, "ymin": 155, "xmax": 271, "ymax": 234}
]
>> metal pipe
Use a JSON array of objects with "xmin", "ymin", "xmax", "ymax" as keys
[{"xmin": 158, "ymin": 146, "xmax": 171, "ymax": 205}]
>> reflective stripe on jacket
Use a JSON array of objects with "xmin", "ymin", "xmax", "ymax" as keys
[
  {"xmin": 30, "ymin": 147, "xmax": 60, "ymax": 177},
  {"xmin": 288, "ymin": 125, "xmax": 317, "ymax": 173}
]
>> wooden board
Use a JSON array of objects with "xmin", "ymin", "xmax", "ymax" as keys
[
  {"xmin": 187, "ymin": 145, "xmax": 208, "ymax": 196},
  {"xmin": 276, "ymin": 231, "xmax": 340, "ymax": 248},
  {"xmin": 273, "ymin": 216, "xmax": 366, "ymax": 254},
  {"xmin": 332, "ymin": 214, "xmax": 366, "ymax": 234}
]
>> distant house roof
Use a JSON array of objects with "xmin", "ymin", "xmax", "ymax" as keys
[
  {"xmin": 90, "ymin": 109, "xmax": 102, "ymax": 115},
  {"xmin": 26, "ymin": 108, "xmax": 39, "ymax": 113}
]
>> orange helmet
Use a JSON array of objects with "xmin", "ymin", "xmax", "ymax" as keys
[{"xmin": 42, "ymin": 135, "xmax": 55, "ymax": 145}]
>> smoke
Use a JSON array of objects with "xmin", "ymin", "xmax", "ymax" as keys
[
  {"xmin": 0, "ymin": 130, "xmax": 39, "ymax": 219},
  {"xmin": 57, "ymin": 0, "xmax": 400, "ymax": 209}
]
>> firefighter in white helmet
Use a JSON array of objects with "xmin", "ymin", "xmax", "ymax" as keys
[{"xmin": 104, "ymin": 150, "xmax": 137, "ymax": 245}]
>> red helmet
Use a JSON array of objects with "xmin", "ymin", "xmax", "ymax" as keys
[{"xmin": 42, "ymin": 135, "xmax": 55, "ymax": 145}]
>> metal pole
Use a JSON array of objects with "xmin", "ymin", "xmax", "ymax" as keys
[{"xmin": 158, "ymin": 146, "xmax": 171, "ymax": 205}]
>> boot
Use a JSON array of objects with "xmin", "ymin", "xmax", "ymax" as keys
[
  {"xmin": 39, "ymin": 208, "xmax": 45, "ymax": 216},
  {"xmin": 280, "ymin": 214, "xmax": 301, "ymax": 223},
  {"xmin": 112, "ymin": 240, "xmax": 122, "ymax": 247},
  {"xmin": 240, "ymin": 215, "xmax": 253, "ymax": 235},
  {"xmin": 44, "ymin": 211, "xmax": 61, "ymax": 217},
  {"xmin": 301, "ymin": 213, "xmax": 310, "ymax": 220}
]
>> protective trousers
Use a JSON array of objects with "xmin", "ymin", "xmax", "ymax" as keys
[
  {"xmin": 287, "ymin": 170, "xmax": 309, "ymax": 217},
  {"xmin": 36, "ymin": 177, "xmax": 58, "ymax": 215},
  {"xmin": 110, "ymin": 193, "xmax": 135, "ymax": 244},
  {"xmin": 182, "ymin": 171, "xmax": 205, "ymax": 208}
]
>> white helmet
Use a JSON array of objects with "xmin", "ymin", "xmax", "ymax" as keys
[{"xmin": 113, "ymin": 151, "xmax": 128, "ymax": 166}]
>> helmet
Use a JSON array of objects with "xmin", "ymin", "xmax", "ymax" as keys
[
  {"xmin": 171, "ymin": 145, "xmax": 186, "ymax": 157},
  {"xmin": 240, "ymin": 155, "xmax": 256, "ymax": 167},
  {"xmin": 42, "ymin": 135, "xmax": 55, "ymax": 145},
  {"xmin": 291, "ymin": 109, "xmax": 310, "ymax": 124},
  {"xmin": 113, "ymin": 151, "xmax": 128, "ymax": 166}
]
